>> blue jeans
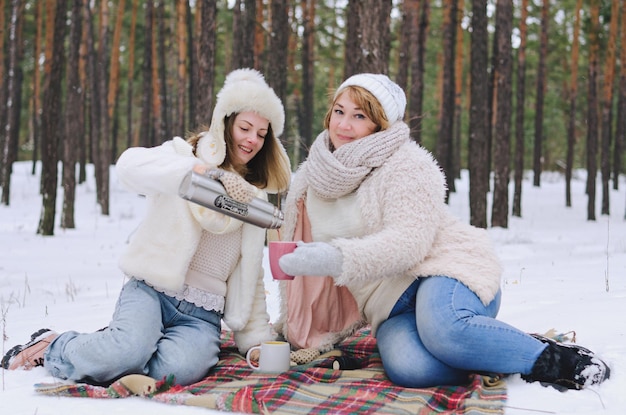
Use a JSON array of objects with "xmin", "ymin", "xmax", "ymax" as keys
[
  {"xmin": 44, "ymin": 278, "xmax": 222, "ymax": 386},
  {"xmin": 376, "ymin": 276, "xmax": 547, "ymax": 388}
]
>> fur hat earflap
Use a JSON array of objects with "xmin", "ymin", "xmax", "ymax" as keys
[{"xmin": 197, "ymin": 68, "xmax": 286, "ymax": 167}]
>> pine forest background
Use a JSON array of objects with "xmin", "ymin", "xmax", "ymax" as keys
[{"xmin": 1, "ymin": 0, "xmax": 625, "ymax": 237}]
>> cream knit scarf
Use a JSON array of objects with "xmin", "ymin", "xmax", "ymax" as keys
[{"xmin": 304, "ymin": 121, "xmax": 410, "ymax": 199}]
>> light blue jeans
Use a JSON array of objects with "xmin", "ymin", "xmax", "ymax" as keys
[
  {"xmin": 44, "ymin": 278, "xmax": 222, "ymax": 386},
  {"xmin": 376, "ymin": 276, "xmax": 547, "ymax": 388}
]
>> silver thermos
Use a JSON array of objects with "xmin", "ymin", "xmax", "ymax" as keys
[{"xmin": 178, "ymin": 171, "xmax": 284, "ymax": 229}]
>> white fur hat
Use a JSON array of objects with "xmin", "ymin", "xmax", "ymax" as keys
[
  {"xmin": 197, "ymin": 68, "xmax": 286, "ymax": 167},
  {"xmin": 335, "ymin": 73, "xmax": 407, "ymax": 122}
]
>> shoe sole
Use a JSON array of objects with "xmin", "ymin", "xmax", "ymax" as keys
[{"xmin": 1, "ymin": 328, "xmax": 54, "ymax": 370}]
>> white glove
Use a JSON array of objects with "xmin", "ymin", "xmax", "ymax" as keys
[
  {"xmin": 207, "ymin": 169, "xmax": 256, "ymax": 203},
  {"xmin": 279, "ymin": 241, "xmax": 343, "ymax": 278}
]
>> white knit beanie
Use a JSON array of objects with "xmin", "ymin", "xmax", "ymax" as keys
[
  {"xmin": 197, "ymin": 68, "xmax": 286, "ymax": 167},
  {"xmin": 335, "ymin": 73, "xmax": 407, "ymax": 122}
]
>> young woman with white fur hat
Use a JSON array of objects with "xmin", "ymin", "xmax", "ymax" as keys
[
  {"xmin": 275, "ymin": 73, "xmax": 610, "ymax": 391},
  {"xmin": 2, "ymin": 68, "xmax": 291, "ymax": 386}
]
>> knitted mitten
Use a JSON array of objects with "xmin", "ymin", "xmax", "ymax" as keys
[
  {"xmin": 208, "ymin": 169, "xmax": 256, "ymax": 203},
  {"xmin": 290, "ymin": 348, "xmax": 321, "ymax": 365},
  {"xmin": 279, "ymin": 242, "xmax": 343, "ymax": 278}
]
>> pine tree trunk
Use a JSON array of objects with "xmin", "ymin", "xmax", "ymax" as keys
[
  {"xmin": 232, "ymin": 0, "xmax": 254, "ymax": 69},
  {"xmin": 174, "ymin": 0, "xmax": 187, "ymax": 136},
  {"xmin": 187, "ymin": 0, "xmax": 197, "ymax": 129},
  {"xmin": 96, "ymin": 0, "xmax": 111, "ymax": 215},
  {"xmin": 0, "ymin": 0, "xmax": 5, "ymax": 125},
  {"xmin": 490, "ymin": 0, "xmax": 513, "ymax": 228},
  {"xmin": 586, "ymin": 0, "xmax": 600, "ymax": 221},
  {"xmin": 31, "ymin": 1, "xmax": 43, "ymax": 174},
  {"xmin": 155, "ymin": 0, "xmax": 170, "ymax": 142},
  {"xmin": 151, "ymin": 7, "xmax": 160, "ymax": 143},
  {"xmin": 38, "ymin": 0, "xmax": 68, "ymax": 235},
  {"xmin": 600, "ymin": 0, "xmax": 619, "ymax": 215},
  {"xmin": 139, "ymin": 1, "xmax": 154, "ymax": 146},
  {"xmin": 343, "ymin": 0, "xmax": 359, "ymax": 78},
  {"xmin": 532, "ymin": 0, "xmax": 548, "ymax": 187},
  {"xmin": 244, "ymin": 0, "xmax": 256, "ymax": 68},
  {"xmin": 195, "ymin": 0, "xmax": 217, "ymax": 127},
  {"xmin": 343, "ymin": 0, "xmax": 392, "ymax": 76},
  {"xmin": 84, "ymin": 0, "xmax": 101, "ymax": 181},
  {"xmin": 78, "ymin": 5, "xmax": 88, "ymax": 182},
  {"xmin": 468, "ymin": 0, "xmax": 489, "ymax": 229},
  {"xmin": 108, "ymin": 0, "xmax": 125, "ymax": 161},
  {"xmin": 108, "ymin": 0, "xmax": 124, "ymax": 122},
  {"xmin": 565, "ymin": 0, "xmax": 581, "ymax": 208},
  {"xmin": 127, "ymin": 0, "xmax": 138, "ymax": 146},
  {"xmin": 232, "ymin": 0, "xmax": 242, "ymax": 70},
  {"xmin": 453, "ymin": 0, "xmax": 465, "ymax": 182},
  {"xmin": 436, "ymin": 0, "xmax": 457, "ymax": 202},
  {"xmin": 615, "ymin": 0, "xmax": 626, "ymax": 192},
  {"xmin": 267, "ymin": 0, "xmax": 289, "ymax": 147},
  {"xmin": 396, "ymin": 1, "xmax": 416, "ymax": 93},
  {"xmin": 253, "ymin": 0, "xmax": 264, "ymax": 70},
  {"xmin": 512, "ymin": 0, "xmax": 528, "ymax": 217},
  {"xmin": 409, "ymin": 0, "xmax": 429, "ymax": 144},
  {"xmin": 1, "ymin": 0, "xmax": 24, "ymax": 206},
  {"xmin": 0, "ymin": 0, "xmax": 7, "ymax": 179},
  {"xmin": 299, "ymin": 0, "xmax": 315, "ymax": 161},
  {"xmin": 61, "ymin": 0, "xmax": 84, "ymax": 230},
  {"xmin": 486, "ymin": 10, "xmax": 496, "ymax": 188}
]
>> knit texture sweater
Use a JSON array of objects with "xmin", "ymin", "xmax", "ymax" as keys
[{"xmin": 154, "ymin": 228, "xmax": 242, "ymax": 313}]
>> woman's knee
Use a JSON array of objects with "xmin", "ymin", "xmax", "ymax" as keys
[
  {"xmin": 415, "ymin": 277, "xmax": 484, "ymax": 347},
  {"xmin": 147, "ymin": 325, "xmax": 221, "ymax": 385},
  {"xmin": 378, "ymin": 315, "xmax": 441, "ymax": 387},
  {"xmin": 380, "ymin": 343, "xmax": 468, "ymax": 388},
  {"xmin": 149, "ymin": 347, "xmax": 219, "ymax": 385}
]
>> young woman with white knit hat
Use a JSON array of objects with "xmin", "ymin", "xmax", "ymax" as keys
[
  {"xmin": 275, "ymin": 73, "xmax": 610, "ymax": 391},
  {"xmin": 2, "ymin": 68, "xmax": 291, "ymax": 386}
]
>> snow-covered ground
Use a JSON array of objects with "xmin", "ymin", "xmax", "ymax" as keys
[{"xmin": 1, "ymin": 161, "xmax": 624, "ymax": 414}]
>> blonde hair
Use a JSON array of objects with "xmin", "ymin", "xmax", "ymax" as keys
[
  {"xmin": 323, "ymin": 85, "xmax": 390, "ymax": 132},
  {"xmin": 187, "ymin": 114, "xmax": 290, "ymax": 193}
]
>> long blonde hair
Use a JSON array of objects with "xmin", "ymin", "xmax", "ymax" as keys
[{"xmin": 187, "ymin": 114, "xmax": 290, "ymax": 193}]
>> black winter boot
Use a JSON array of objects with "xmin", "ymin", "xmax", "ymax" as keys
[{"xmin": 521, "ymin": 334, "xmax": 610, "ymax": 391}]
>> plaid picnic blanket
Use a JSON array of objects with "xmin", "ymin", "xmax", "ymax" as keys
[{"xmin": 35, "ymin": 327, "xmax": 507, "ymax": 414}]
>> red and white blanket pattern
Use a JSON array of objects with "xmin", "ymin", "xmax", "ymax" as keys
[{"xmin": 35, "ymin": 327, "xmax": 507, "ymax": 414}]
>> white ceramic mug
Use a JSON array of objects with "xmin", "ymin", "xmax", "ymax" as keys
[{"xmin": 246, "ymin": 341, "xmax": 291, "ymax": 373}]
